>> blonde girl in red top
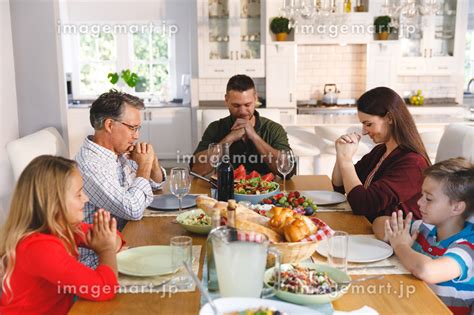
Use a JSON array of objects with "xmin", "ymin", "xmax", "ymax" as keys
[{"xmin": 0, "ymin": 155, "xmax": 124, "ymax": 315}]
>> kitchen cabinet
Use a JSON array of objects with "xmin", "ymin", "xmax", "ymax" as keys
[
  {"xmin": 397, "ymin": 0, "xmax": 468, "ymax": 76},
  {"xmin": 366, "ymin": 41, "xmax": 399, "ymax": 90},
  {"xmin": 265, "ymin": 43, "xmax": 297, "ymax": 109},
  {"xmin": 66, "ymin": 107, "xmax": 192, "ymax": 160},
  {"xmin": 197, "ymin": 0, "xmax": 264, "ymax": 78},
  {"xmin": 140, "ymin": 108, "xmax": 192, "ymax": 159}
]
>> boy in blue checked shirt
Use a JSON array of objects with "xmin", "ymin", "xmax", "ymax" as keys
[{"xmin": 373, "ymin": 157, "xmax": 473, "ymax": 315}]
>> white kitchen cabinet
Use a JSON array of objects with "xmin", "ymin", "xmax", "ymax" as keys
[
  {"xmin": 67, "ymin": 108, "xmax": 94, "ymax": 157},
  {"xmin": 397, "ymin": 0, "xmax": 468, "ymax": 76},
  {"xmin": 67, "ymin": 107, "xmax": 192, "ymax": 160},
  {"xmin": 140, "ymin": 108, "xmax": 192, "ymax": 159},
  {"xmin": 197, "ymin": 0, "xmax": 264, "ymax": 78},
  {"xmin": 366, "ymin": 41, "xmax": 399, "ymax": 90},
  {"xmin": 265, "ymin": 43, "xmax": 297, "ymax": 108}
]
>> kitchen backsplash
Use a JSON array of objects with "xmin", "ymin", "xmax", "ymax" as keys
[
  {"xmin": 199, "ymin": 46, "xmax": 458, "ymax": 102},
  {"xmin": 199, "ymin": 78, "xmax": 265, "ymax": 100},
  {"xmin": 296, "ymin": 44, "xmax": 367, "ymax": 101},
  {"xmin": 396, "ymin": 76, "xmax": 457, "ymax": 99}
]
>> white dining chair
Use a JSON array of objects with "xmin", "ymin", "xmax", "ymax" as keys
[
  {"xmin": 6, "ymin": 127, "xmax": 68, "ymax": 180},
  {"xmin": 435, "ymin": 124, "xmax": 474, "ymax": 163}
]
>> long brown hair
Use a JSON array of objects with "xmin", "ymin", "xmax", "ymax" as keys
[
  {"xmin": 357, "ymin": 87, "xmax": 431, "ymax": 165},
  {"xmin": 0, "ymin": 155, "xmax": 81, "ymax": 297}
]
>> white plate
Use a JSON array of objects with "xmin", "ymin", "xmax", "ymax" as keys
[
  {"xmin": 301, "ymin": 190, "xmax": 346, "ymax": 205},
  {"xmin": 117, "ymin": 246, "xmax": 177, "ymax": 277},
  {"xmin": 315, "ymin": 236, "xmax": 393, "ymax": 263},
  {"xmin": 200, "ymin": 297, "xmax": 323, "ymax": 315}
]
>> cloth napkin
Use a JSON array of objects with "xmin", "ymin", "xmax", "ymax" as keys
[
  {"xmin": 312, "ymin": 235, "xmax": 410, "ymax": 275},
  {"xmin": 317, "ymin": 202, "xmax": 352, "ymax": 212},
  {"xmin": 118, "ymin": 245, "xmax": 201, "ymax": 293}
]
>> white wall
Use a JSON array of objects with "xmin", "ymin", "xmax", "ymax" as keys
[
  {"xmin": 0, "ymin": 0, "xmax": 19, "ymax": 223},
  {"xmin": 10, "ymin": 0, "xmax": 68, "ymax": 138},
  {"xmin": 62, "ymin": 0, "xmax": 192, "ymax": 99}
]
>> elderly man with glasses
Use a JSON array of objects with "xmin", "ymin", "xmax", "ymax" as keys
[{"xmin": 75, "ymin": 89, "xmax": 166, "ymax": 268}]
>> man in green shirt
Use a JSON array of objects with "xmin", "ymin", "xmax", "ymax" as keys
[{"xmin": 192, "ymin": 74, "xmax": 295, "ymax": 178}]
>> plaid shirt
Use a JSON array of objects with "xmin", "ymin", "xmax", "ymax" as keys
[{"xmin": 75, "ymin": 136, "xmax": 165, "ymax": 268}]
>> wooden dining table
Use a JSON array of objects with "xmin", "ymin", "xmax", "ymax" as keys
[{"xmin": 70, "ymin": 175, "xmax": 450, "ymax": 315}]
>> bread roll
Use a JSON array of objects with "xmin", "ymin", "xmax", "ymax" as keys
[
  {"xmin": 236, "ymin": 218, "xmax": 283, "ymax": 243},
  {"xmin": 283, "ymin": 217, "xmax": 310, "ymax": 242},
  {"xmin": 294, "ymin": 214, "xmax": 318, "ymax": 235},
  {"xmin": 269, "ymin": 207, "xmax": 294, "ymax": 231}
]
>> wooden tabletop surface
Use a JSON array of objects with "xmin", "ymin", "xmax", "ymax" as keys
[{"xmin": 70, "ymin": 175, "xmax": 450, "ymax": 315}]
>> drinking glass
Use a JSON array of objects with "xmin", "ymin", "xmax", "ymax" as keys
[
  {"xmin": 328, "ymin": 231, "xmax": 349, "ymax": 273},
  {"xmin": 208, "ymin": 143, "xmax": 222, "ymax": 175},
  {"xmin": 276, "ymin": 150, "xmax": 295, "ymax": 193},
  {"xmin": 169, "ymin": 167, "xmax": 191, "ymax": 211},
  {"xmin": 170, "ymin": 236, "xmax": 193, "ymax": 289}
]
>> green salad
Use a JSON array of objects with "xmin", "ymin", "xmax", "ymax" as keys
[
  {"xmin": 234, "ymin": 177, "xmax": 279, "ymax": 195},
  {"xmin": 180, "ymin": 212, "xmax": 211, "ymax": 226}
]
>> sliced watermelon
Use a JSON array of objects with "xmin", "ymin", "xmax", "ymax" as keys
[
  {"xmin": 246, "ymin": 170, "xmax": 260, "ymax": 180},
  {"xmin": 261, "ymin": 173, "xmax": 275, "ymax": 182},
  {"xmin": 234, "ymin": 164, "xmax": 246, "ymax": 180}
]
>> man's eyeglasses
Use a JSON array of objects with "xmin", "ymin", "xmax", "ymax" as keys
[{"xmin": 114, "ymin": 120, "xmax": 141, "ymax": 133}]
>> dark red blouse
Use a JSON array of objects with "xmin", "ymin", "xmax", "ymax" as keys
[{"xmin": 333, "ymin": 144, "xmax": 429, "ymax": 222}]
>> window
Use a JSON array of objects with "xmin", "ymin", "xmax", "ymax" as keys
[
  {"xmin": 130, "ymin": 31, "xmax": 171, "ymax": 95},
  {"xmin": 78, "ymin": 33, "xmax": 116, "ymax": 96},
  {"xmin": 72, "ymin": 23, "xmax": 174, "ymax": 100}
]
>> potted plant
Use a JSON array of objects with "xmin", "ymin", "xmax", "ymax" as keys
[
  {"xmin": 107, "ymin": 69, "xmax": 141, "ymax": 90},
  {"xmin": 270, "ymin": 16, "xmax": 291, "ymax": 41},
  {"xmin": 374, "ymin": 15, "xmax": 392, "ymax": 40}
]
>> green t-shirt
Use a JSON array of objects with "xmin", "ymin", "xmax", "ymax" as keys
[{"xmin": 193, "ymin": 110, "xmax": 293, "ymax": 175}]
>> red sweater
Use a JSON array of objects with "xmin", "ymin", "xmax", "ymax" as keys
[
  {"xmin": 334, "ymin": 145, "xmax": 429, "ymax": 222},
  {"xmin": 0, "ymin": 223, "xmax": 122, "ymax": 315}
]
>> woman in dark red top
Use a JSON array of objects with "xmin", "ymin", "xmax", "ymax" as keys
[
  {"xmin": 0, "ymin": 155, "xmax": 124, "ymax": 315},
  {"xmin": 332, "ymin": 87, "xmax": 431, "ymax": 222}
]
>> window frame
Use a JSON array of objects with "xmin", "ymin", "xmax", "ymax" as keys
[{"xmin": 71, "ymin": 21, "xmax": 176, "ymax": 101}]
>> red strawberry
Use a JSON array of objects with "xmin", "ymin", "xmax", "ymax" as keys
[{"xmin": 294, "ymin": 191, "xmax": 300, "ymax": 198}]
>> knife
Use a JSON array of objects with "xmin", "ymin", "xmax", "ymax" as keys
[{"xmin": 189, "ymin": 171, "xmax": 217, "ymax": 188}]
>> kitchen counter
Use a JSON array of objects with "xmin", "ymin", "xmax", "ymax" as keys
[{"xmin": 288, "ymin": 113, "xmax": 473, "ymax": 127}]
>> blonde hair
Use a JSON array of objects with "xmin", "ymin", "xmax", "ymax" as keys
[{"xmin": 0, "ymin": 155, "xmax": 81, "ymax": 297}]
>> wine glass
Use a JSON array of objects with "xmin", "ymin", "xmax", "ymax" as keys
[
  {"xmin": 169, "ymin": 167, "xmax": 191, "ymax": 211},
  {"xmin": 208, "ymin": 143, "xmax": 223, "ymax": 175},
  {"xmin": 277, "ymin": 150, "xmax": 295, "ymax": 193}
]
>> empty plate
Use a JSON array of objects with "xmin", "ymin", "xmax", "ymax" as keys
[
  {"xmin": 301, "ymin": 190, "xmax": 346, "ymax": 205},
  {"xmin": 117, "ymin": 246, "xmax": 177, "ymax": 277},
  {"xmin": 149, "ymin": 194, "xmax": 197, "ymax": 211},
  {"xmin": 200, "ymin": 297, "xmax": 324, "ymax": 315},
  {"xmin": 315, "ymin": 236, "xmax": 394, "ymax": 263}
]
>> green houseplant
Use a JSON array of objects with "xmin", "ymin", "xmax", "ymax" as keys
[
  {"xmin": 270, "ymin": 16, "xmax": 291, "ymax": 41},
  {"xmin": 107, "ymin": 69, "xmax": 140, "ymax": 88},
  {"xmin": 374, "ymin": 15, "xmax": 392, "ymax": 40}
]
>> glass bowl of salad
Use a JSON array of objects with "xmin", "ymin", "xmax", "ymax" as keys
[
  {"xmin": 234, "ymin": 176, "xmax": 280, "ymax": 205},
  {"xmin": 264, "ymin": 263, "xmax": 351, "ymax": 304},
  {"xmin": 176, "ymin": 209, "xmax": 212, "ymax": 235}
]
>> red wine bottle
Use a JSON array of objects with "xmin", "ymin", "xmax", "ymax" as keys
[{"xmin": 217, "ymin": 143, "xmax": 234, "ymax": 201}]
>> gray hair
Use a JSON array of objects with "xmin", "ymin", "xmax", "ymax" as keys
[{"xmin": 89, "ymin": 89, "xmax": 144, "ymax": 130}]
